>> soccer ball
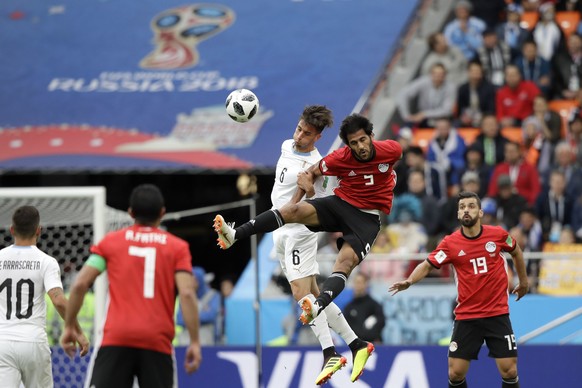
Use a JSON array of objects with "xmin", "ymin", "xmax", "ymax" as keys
[{"xmin": 225, "ymin": 89, "xmax": 259, "ymax": 123}]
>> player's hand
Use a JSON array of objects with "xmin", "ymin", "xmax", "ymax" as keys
[
  {"xmin": 388, "ymin": 280, "xmax": 411, "ymax": 296},
  {"xmin": 512, "ymin": 282, "xmax": 529, "ymax": 301},
  {"xmin": 184, "ymin": 342, "xmax": 202, "ymax": 374},
  {"xmin": 60, "ymin": 326, "xmax": 83, "ymax": 358},
  {"xmin": 76, "ymin": 330, "xmax": 90, "ymax": 357}
]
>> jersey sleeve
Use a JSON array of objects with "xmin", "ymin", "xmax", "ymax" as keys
[
  {"xmin": 44, "ymin": 256, "xmax": 63, "ymax": 292},
  {"xmin": 319, "ymin": 148, "xmax": 345, "ymax": 176},
  {"xmin": 499, "ymin": 227, "xmax": 517, "ymax": 253},
  {"xmin": 427, "ymin": 237, "xmax": 451, "ymax": 269},
  {"xmin": 381, "ymin": 139, "xmax": 403, "ymax": 163},
  {"xmin": 90, "ymin": 233, "xmax": 111, "ymax": 260}
]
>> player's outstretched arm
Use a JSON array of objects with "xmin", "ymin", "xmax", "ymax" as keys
[
  {"xmin": 176, "ymin": 271, "xmax": 202, "ymax": 374},
  {"xmin": 509, "ymin": 243, "xmax": 529, "ymax": 301},
  {"xmin": 388, "ymin": 260, "xmax": 433, "ymax": 295}
]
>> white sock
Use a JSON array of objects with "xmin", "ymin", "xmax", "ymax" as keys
[
  {"xmin": 325, "ymin": 302, "xmax": 358, "ymax": 345},
  {"xmin": 301, "ymin": 294, "xmax": 334, "ymax": 350}
]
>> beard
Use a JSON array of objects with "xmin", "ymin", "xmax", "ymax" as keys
[{"xmin": 460, "ymin": 215, "xmax": 478, "ymax": 227}]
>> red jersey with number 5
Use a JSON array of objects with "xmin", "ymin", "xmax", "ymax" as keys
[
  {"xmin": 91, "ymin": 225, "xmax": 192, "ymax": 354},
  {"xmin": 319, "ymin": 139, "xmax": 402, "ymax": 214},
  {"xmin": 427, "ymin": 225, "xmax": 516, "ymax": 320}
]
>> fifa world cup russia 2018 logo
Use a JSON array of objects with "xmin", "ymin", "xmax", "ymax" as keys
[{"xmin": 140, "ymin": 4, "xmax": 235, "ymax": 69}]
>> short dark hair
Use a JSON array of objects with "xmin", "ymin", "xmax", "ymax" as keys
[
  {"xmin": 129, "ymin": 184, "xmax": 165, "ymax": 224},
  {"xmin": 12, "ymin": 206, "xmax": 40, "ymax": 239},
  {"xmin": 339, "ymin": 113, "xmax": 373, "ymax": 144},
  {"xmin": 407, "ymin": 145, "xmax": 425, "ymax": 157},
  {"xmin": 458, "ymin": 191, "xmax": 481, "ymax": 209},
  {"xmin": 301, "ymin": 105, "xmax": 334, "ymax": 133}
]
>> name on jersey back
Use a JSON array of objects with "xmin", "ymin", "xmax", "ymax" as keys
[
  {"xmin": 1, "ymin": 260, "xmax": 41, "ymax": 270},
  {"xmin": 125, "ymin": 230, "xmax": 167, "ymax": 244}
]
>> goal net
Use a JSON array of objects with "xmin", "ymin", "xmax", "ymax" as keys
[{"xmin": 0, "ymin": 186, "xmax": 132, "ymax": 387}]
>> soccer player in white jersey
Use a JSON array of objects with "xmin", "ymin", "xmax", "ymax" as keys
[
  {"xmin": 269, "ymin": 105, "xmax": 373, "ymax": 385},
  {"xmin": 0, "ymin": 206, "xmax": 88, "ymax": 387}
]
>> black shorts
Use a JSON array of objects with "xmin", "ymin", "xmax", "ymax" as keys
[
  {"xmin": 89, "ymin": 346, "xmax": 175, "ymax": 388},
  {"xmin": 448, "ymin": 314, "xmax": 518, "ymax": 360},
  {"xmin": 305, "ymin": 195, "xmax": 381, "ymax": 262}
]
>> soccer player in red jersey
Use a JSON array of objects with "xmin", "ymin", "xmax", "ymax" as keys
[
  {"xmin": 61, "ymin": 184, "xmax": 202, "ymax": 387},
  {"xmin": 213, "ymin": 113, "xmax": 402, "ymax": 381},
  {"xmin": 389, "ymin": 191, "xmax": 529, "ymax": 388}
]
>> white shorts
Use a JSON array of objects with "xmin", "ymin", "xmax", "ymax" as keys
[
  {"xmin": 273, "ymin": 224, "xmax": 320, "ymax": 282},
  {"xmin": 0, "ymin": 340, "xmax": 52, "ymax": 388}
]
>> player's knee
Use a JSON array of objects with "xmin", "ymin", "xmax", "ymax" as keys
[
  {"xmin": 448, "ymin": 368, "xmax": 466, "ymax": 382},
  {"xmin": 279, "ymin": 203, "xmax": 299, "ymax": 222},
  {"xmin": 500, "ymin": 366, "xmax": 518, "ymax": 380}
]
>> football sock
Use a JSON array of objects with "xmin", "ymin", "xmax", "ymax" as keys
[
  {"xmin": 449, "ymin": 379, "xmax": 467, "ymax": 388},
  {"xmin": 234, "ymin": 209, "xmax": 284, "ymax": 240},
  {"xmin": 315, "ymin": 272, "xmax": 348, "ymax": 312},
  {"xmin": 302, "ymin": 295, "xmax": 334, "ymax": 351},
  {"xmin": 322, "ymin": 346, "xmax": 337, "ymax": 360},
  {"xmin": 502, "ymin": 376, "xmax": 519, "ymax": 387},
  {"xmin": 325, "ymin": 302, "xmax": 358, "ymax": 345}
]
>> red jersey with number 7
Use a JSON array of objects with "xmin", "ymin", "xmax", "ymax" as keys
[
  {"xmin": 427, "ymin": 225, "xmax": 516, "ymax": 320},
  {"xmin": 91, "ymin": 225, "xmax": 192, "ymax": 354},
  {"xmin": 319, "ymin": 139, "xmax": 402, "ymax": 214}
]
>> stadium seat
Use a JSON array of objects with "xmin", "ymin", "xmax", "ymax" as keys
[
  {"xmin": 556, "ymin": 11, "xmax": 581, "ymax": 39},
  {"xmin": 412, "ymin": 128, "xmax": 434, "ymax": 151},
  {"xmin": 501, "ymin": 127, "xmax": 523, "ymax": 144},
  {"xmin": 520, "ymin": 11, "xmax": 539, "ymax": 30},
  {"xmin": 548, "ymin": 99, "xmax": 579, "ymax": 137}
]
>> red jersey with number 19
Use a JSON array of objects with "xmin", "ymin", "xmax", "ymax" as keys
[
  {"xmin": 91, "ymin": 225, "xmax": 192, "ymax": 354},
  {"xmin": 319, "ymin": 139, "xmax": 402, "ymax": 214},
  {"xmin": 427, "ymin": 225, "xmax": 516, "ymax": 320}
]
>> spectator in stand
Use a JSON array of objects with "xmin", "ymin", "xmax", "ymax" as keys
[
  {"xmin": 496, "ymin": 64, "xmax": 541, "ymax": 127},
  {"xmin": 472, "ymin": 114, "xmax": 510, "ymax": 167},
  {"xmin": 480, "ymin": 197, "xmax": 506, "ymax": 228},
  {"xmin": 393, "ymin": 127, "xmax": 414, "ymax": 195},
  {"xmin": 406, "ymin": 169, "xmax": 442, "ymax": 238},
  {"xmin": 568, "ymin": 110, "xmax": 582, "ymax": 164},
  {"xmin": 521, "ymin": 116, "xmax": 554, "ymax": 177},
  {"xmin": 443, "ymin": 0, "xmax": 486, "ymax": 61},
  {"xmin": 558, "ymin": 0, "xmax": 582, "ymax": 12},
  {"xmin": 532, "ymin": 95, "xmax": 564, "ymax": 143},
  {"xmin": 518, "ymin": 207, "xmax": 544, "ymax": 252},
  {"xmin": 422, "ymin": 32, "xmax": 468, "ymax": 87},
  {"xmin": 497, "ymin": 3, "xmax": 530, "ymax": 60},
  {"xmin": 456, "ymin": 61, "xmax": 497, "ymax": 128},
  {"xmin": 470, "ymin": 0, "xmax": 510, "ymax": 29},
  {"xmin": 551, "ymin": 32, "xmax": 582, "ymax": 100},
  {"xmin": 514, "ymin": 208, "xmax": 543, "ymax": 294},
  {"xmin": 344, "ymin": 273, "xmax": 385, "ymax": 343},
  {"xmin": 531, "ymin": 2, "xmax": 566, "ymax": 62},
  {"xmin": 514, "ymin": 40, "xmax": 552, "ymax": 97},
  {"xmin": 488, "ymin": 141, "xmax": 541, "ymax": 205},
  {"xmin": 491, "ymin": 174, "xmax": 529, "ymax": 229},
  {"xmin": 177, "ymin": 267, "xmax": 221, "ymax": 345},
  {"xmin": 571, "ymin": 193, "xmax": 582, "ymax": 242},
  {"xmin": 405, "ymin": 146, "xmax": 449, "ymax": 203},
  {"xmin": 440, "ymin": 171, "xmax": 483, "ymax": 234},
  {"xmin": 477, "ymin": 28, "xmax": 512, "ymax": 88},
  {"xmin": 458, "ymin": 146, "xmax": 492, "ymax": 198},
  {"xmin": 397, "ymin": 63, "xmax": 457, "ymax": 128},
  {"xmin": 426, "ymin": 117, "xmax": 467, "ymax": 188},
  {"xmin": 535, "ymin": 169, "xmax": 574, "ymax": 243},
  {"xmin": 543, "ymin": 140, "xmax": 582, "ymax": 198},
  {"xmin": 358, "ymin": 228, "xmax": 404, "ymax": 282}
]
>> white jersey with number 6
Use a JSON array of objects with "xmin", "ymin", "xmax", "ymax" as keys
[
  {"xmin": 271, "ymin": 139, "xmax": 336, "ymax": 281},
  {"xmin": 0, "ymin": 245, "xmax": 62, "ymax": 342}
]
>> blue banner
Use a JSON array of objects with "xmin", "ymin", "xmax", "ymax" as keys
[
  {"xmin": 0, "ymin": 0, "xmax": 417, "ymax": 171},
  {"xmin": 52, "ymin": 345, "xmax": 582, "ymax": 387}
]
